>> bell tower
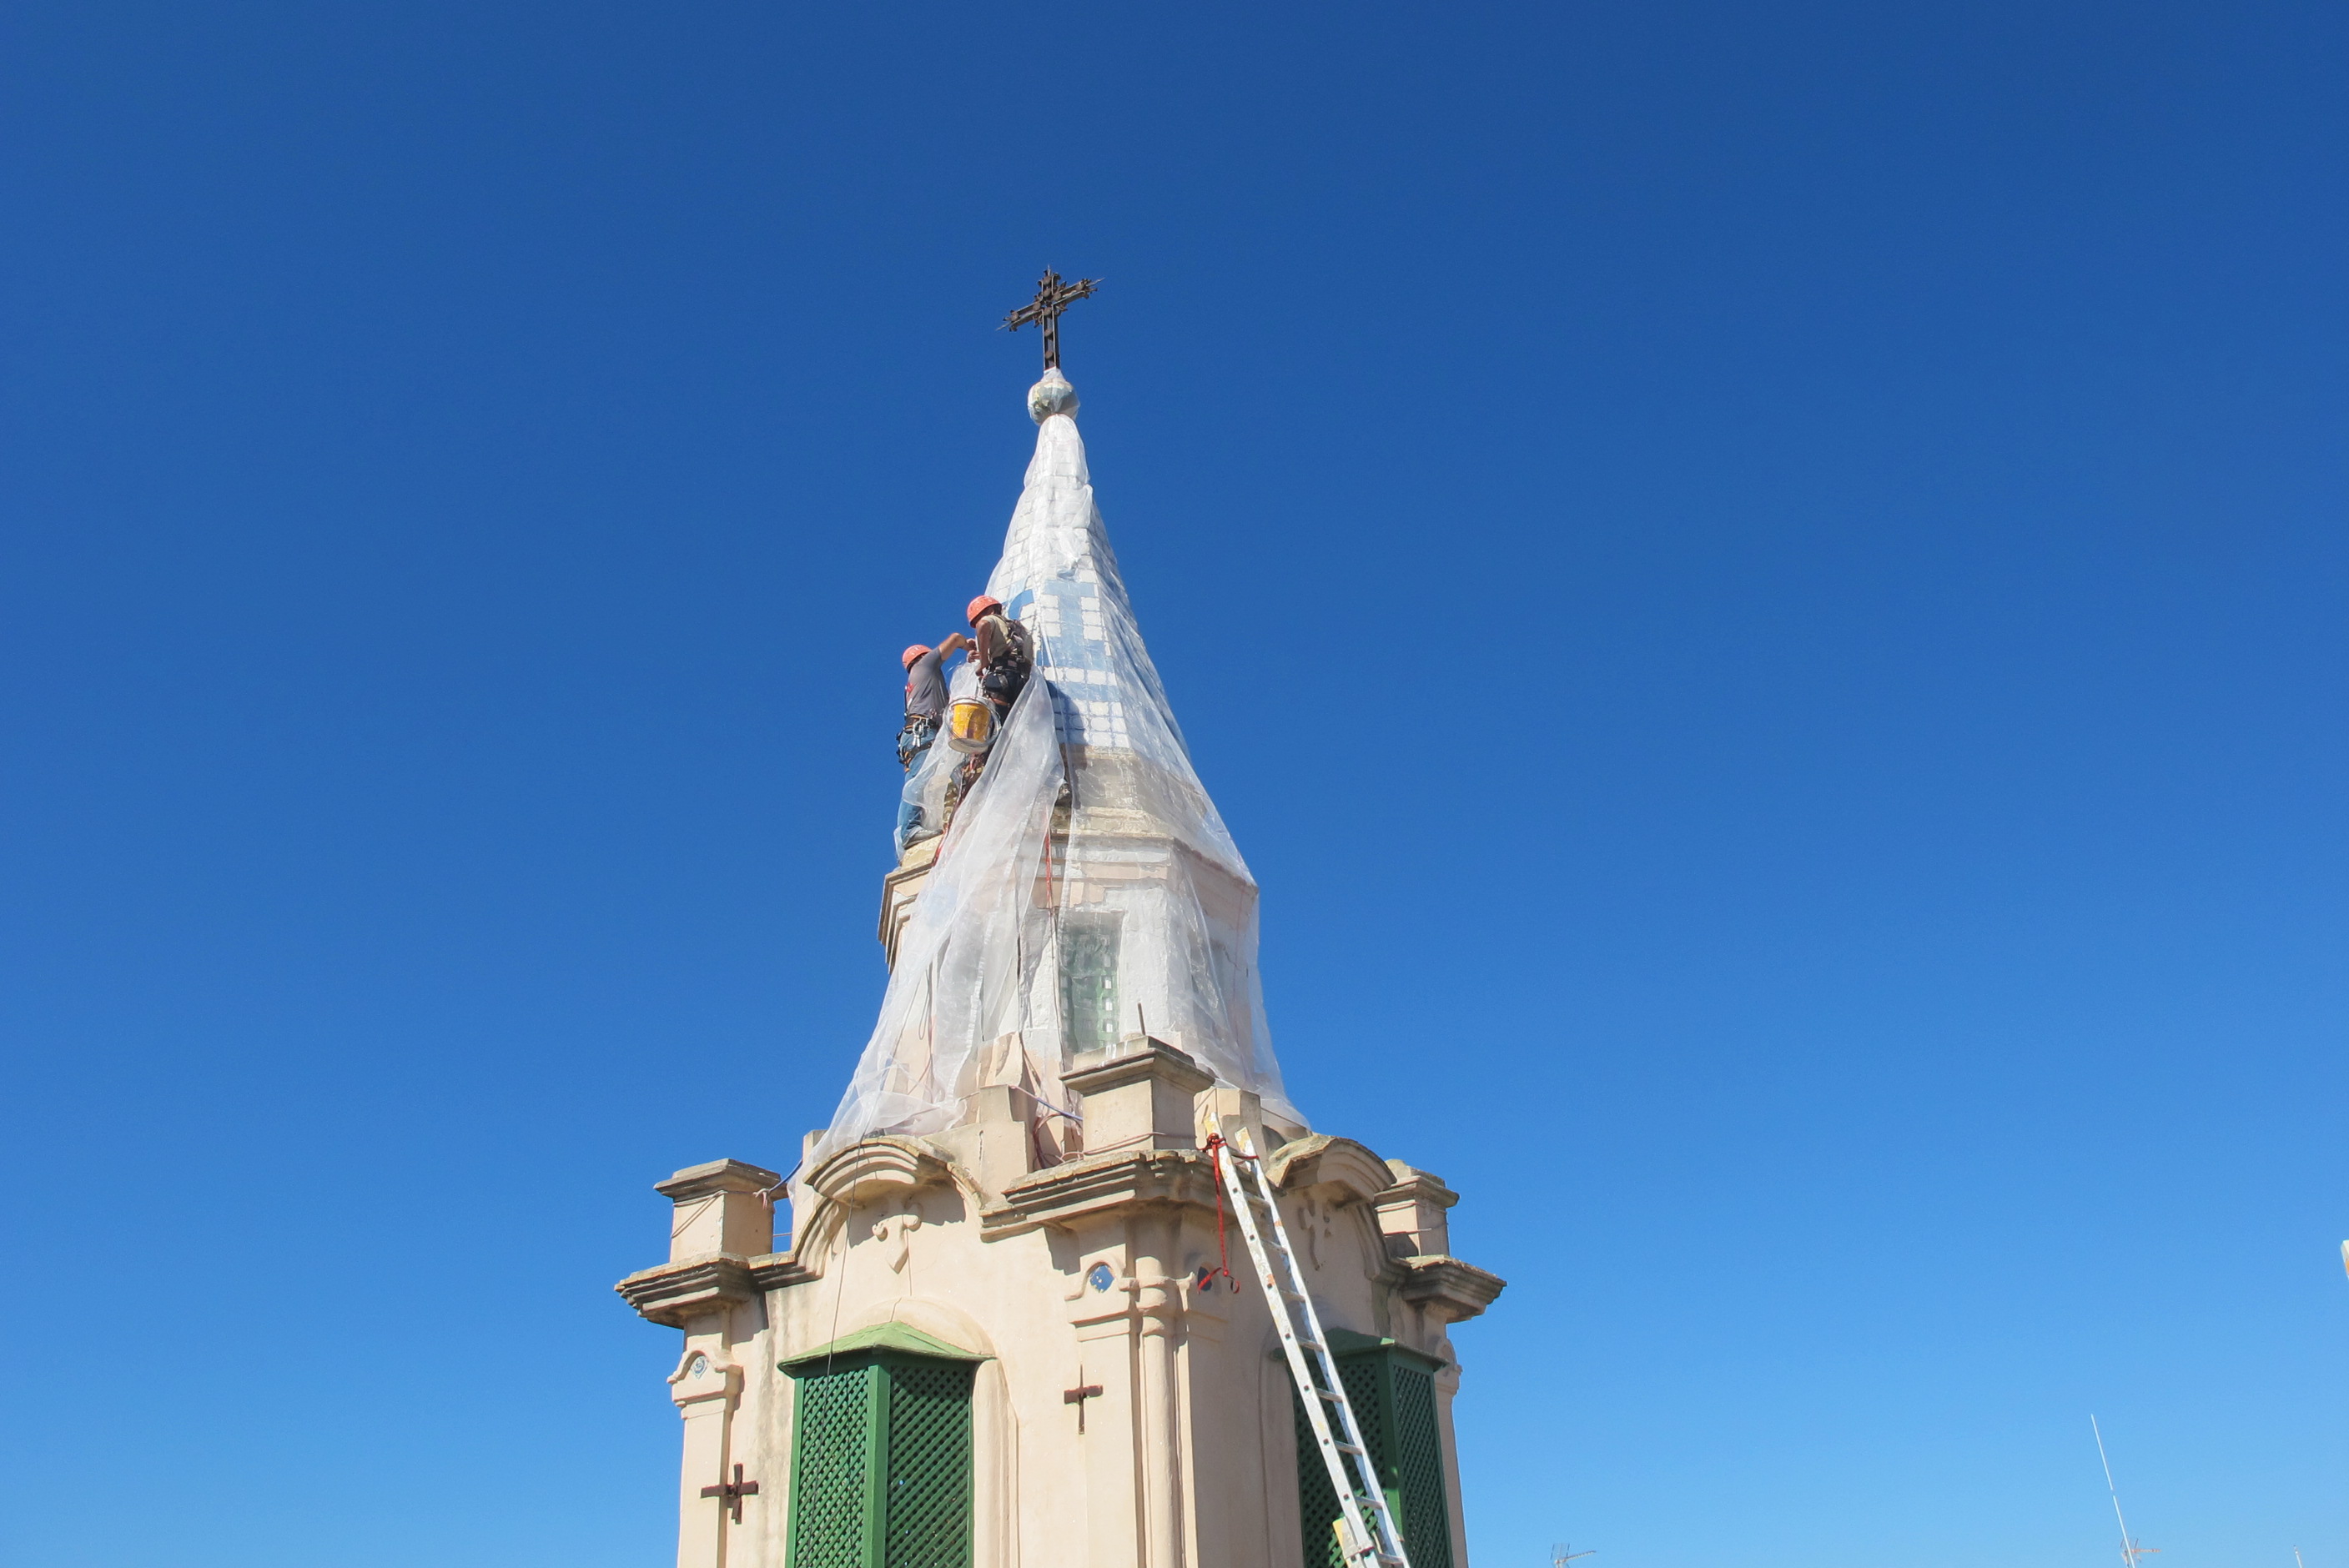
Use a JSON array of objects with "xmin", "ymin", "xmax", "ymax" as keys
[{"xmin": 617, "ymin": 364, "xmax": 1505, "ymax": 1568}]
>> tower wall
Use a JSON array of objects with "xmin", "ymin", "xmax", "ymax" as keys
[{"xmin": 619, "ymin": 1043, "xmax": 1504, "ymax": 1568}]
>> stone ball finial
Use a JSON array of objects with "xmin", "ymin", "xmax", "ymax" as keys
[{"xmin": 1028, "ymin": 369, "xmax": 1079, "ymax": 424}]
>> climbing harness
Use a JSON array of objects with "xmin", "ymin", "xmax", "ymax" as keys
[{"xmin": 897, "ymin": 714, "xmax": 939, "ymax": 770}]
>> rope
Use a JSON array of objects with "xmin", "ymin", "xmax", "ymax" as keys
[
  {"xmin": 1199, "ymin": 1133, "xmax": 1257, "ymax": 1295},
  {"xmin": 983, "ymin": 1080, "xmax": 1084, "ymax": 1123},
  {"xmin": 754, "ymin": 1161, "xmax": 801, "ymax": 1209}
]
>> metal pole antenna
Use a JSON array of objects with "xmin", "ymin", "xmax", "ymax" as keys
[{"xmin": 2092, "ymin": 1415, "xmax": 2155, "ymax": 1568}]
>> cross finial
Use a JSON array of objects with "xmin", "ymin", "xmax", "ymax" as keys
[{"xmin": 1002, "ymin": 269, "xmax": 1099, "ymax": 371}]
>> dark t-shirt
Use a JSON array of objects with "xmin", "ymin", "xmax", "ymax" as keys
[{"xmin": 903, "ymin": 651, "xmax": 948, "ymax": 722}]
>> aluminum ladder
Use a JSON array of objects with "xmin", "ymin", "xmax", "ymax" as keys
[{"xmin": 1209, "ymin": 1123, "xmax": 1411, "ymax": 1568}]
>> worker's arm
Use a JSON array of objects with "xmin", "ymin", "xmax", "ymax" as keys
[{"xmin": 935, "ymin": 631, "xmax": 971, "ymax": 661}]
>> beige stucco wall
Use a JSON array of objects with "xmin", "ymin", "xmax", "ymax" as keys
[{"xmin": 620, "ymin": 1047, "xmax": 1503, "ymax": 1568}]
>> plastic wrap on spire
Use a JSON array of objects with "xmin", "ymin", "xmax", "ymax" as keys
[{"xmin": 820, "ymin": 370, "xmax": 1299, "ymax": 1158}]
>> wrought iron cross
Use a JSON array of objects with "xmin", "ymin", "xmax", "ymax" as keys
[
  {"xmin": 1064, "ymin": 1381, "xmax": 1104, "ymax": 1433},
  {"xmin": 1002, "ymin": 269, "xmax": 1099, "ymax": 371},
  {"xmin": 700, "ymin": 1463, "xmax": 760, "ymax": 1523}
]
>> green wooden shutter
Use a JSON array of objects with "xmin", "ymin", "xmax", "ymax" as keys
[
  {"xmin": 1386, "ymin": 1361, "xmax": 1452, "ymax": 1568},
  {"xmin": 1290, "ymin": 1342, "xmax": 1453, "ymax": 1568},
  {"xmin": 881, "ymin": 1358, "xmax": 975, "ymax": 1568},
  {"xmin": 789, "ymin": 1363, "xmax": 878, "ymax": 1568},
  {"xmin": 787, "ymin": 1352, "xmax": 974, "ymax": 1568}
]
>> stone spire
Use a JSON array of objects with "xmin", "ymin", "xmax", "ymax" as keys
[{"xmin": 836, "ymin": 372, "xmax": 1298, "ymax": 1160}]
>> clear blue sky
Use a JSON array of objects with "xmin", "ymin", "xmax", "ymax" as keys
[{"xmin": 1, "ymin": 3, "xmax": 2341, "ymax": 1565}]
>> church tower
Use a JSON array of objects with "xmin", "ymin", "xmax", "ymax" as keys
[{"xmin": 617, "ymin": 339, "xmax": 1505, "ymax": 1568}]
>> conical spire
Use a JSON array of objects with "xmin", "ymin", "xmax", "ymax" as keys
[{"xmin": 820, "ymin": 373, "xmax": 1297, "ymax": 1157}]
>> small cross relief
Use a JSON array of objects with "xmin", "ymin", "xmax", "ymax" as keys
[
  {"xmin": 1064, "ymin": 1380, "xmax": 1104, "ymax": 1433},
  {"xmin": 701, "ymin": 1463, "xmax": 759, "ymax": 1523}
]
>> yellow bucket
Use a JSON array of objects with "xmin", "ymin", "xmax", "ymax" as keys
[{"xmin": 946, "ymin": 697, "xmax": 996, "ymax": 755}]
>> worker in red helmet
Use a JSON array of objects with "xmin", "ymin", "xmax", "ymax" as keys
[
  {"xmin": 894, "ymin": 631, "xmax": 969, "ymax": 847},
  {"xmin": 964, "ymin": 594, "xmax": 1034, "ymax": 721},
  {"xmin": 898, "ymin": 631, "xmax": 970, "ymax": 772}
]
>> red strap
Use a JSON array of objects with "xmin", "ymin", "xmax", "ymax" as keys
[{"xmin": 1200, "ymin": 1133, "xmax": 1257, "ymax": 1295}]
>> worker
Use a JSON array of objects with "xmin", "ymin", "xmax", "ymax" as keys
[
  {"xmin": 931, "ymin": 596, "xmax": 1035, "ymax": 833},
  {"xmin": 896, "ymin": 631, "xmax": 968, "ymax": 847},
  {"xmin": 898, "ymin": 633, "xmax": 968, "ymax": 771},
  {"xmin": 964, "ymin": 595, "xmax": 1034, "ymax": 720}
]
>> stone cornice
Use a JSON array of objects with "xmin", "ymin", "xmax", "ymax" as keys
[
  {"xmin": 980, "ymin": 1147, "xmax": 1218, "ymax": 1239},
  {"xmin": 807, "ymin": 1137, "xmax": 953, "ymax": 1205},
  {"xmin": 1266, "ymin": 1135, "xmax": 1393, "ymax": 1204},
  {"xmin": 1394, "ymin": 1255, "xmax": 1507, "ymax": 1323},
  {"xmin": 1063, "ymin": 1038, "xmax": 1215, "ymax": 1098},
  {"xmin": 614, "ymin": 1254, "xmax": 758, "ymax": 1328},
  {"xmin": 748, "ymin": 1252, "xmax": 819, "ymax": 1292},
  {"xmin": 1376, "ymin": 1163, "xmax": 1459, "ymax": 1211},
  {"xmin": 655, "ymin": 1157, "xmax": 783, "ymax": 1204}
]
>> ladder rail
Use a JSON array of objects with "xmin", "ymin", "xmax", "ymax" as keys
[
  {"xmin": 1242, "ymin": 1150, "xmax": 1393, "ymax": 1523},
  {"xmin": 1211, "ymin": 1125, "xmax": 1412, "ymax": 1568}
]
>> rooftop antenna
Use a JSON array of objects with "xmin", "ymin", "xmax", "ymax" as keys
[
  {"xmin": 1552, "ymin": 1546, "xmax": 1596, "ymax": 1568},
  {"xmin": 2091, "ymin": 1415, "xmax": 2159, "ymax": 1568}
]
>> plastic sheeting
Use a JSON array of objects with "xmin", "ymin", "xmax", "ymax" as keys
[{"xmin": 819, "ymin": 369, "xmax": 1300, "ymax": 1159}]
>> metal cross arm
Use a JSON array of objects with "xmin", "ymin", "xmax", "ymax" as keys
[
  {"xmin": 1002, "ymin": 269, "xmax": 1099, "ymax": 370},
  {"xmin": 700, "ymin": 1463, "xmax": 760, "ymax": 1524},
  {"xmin": 1064, "ymin": 1381, "xmax": 1104, "ymax": 1433}
]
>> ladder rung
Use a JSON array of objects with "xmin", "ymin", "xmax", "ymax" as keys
[
  {"xmin": 1312, "ymin": 1387, "xmax": 1344, "ymax": 1401},
  {"xmin": 1335, "ymin": 1442, "xmax": 1367, "ymax": 1456}
]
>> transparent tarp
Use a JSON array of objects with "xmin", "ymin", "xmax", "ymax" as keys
[{"xmin": 819, "ymin": 370, "xmax": 1299, "ymax": 1159}]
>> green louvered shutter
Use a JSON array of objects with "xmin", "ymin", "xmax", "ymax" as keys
[
  {"xmin": 1386, "ymin": 1361, "xmax": 1452, "ymax": 1568},
  {"xmin": 788, "ymin": 1364, "xmax": 877, "ymax": 1568},
  {"xmin": 787, "ymin": 1353, "xmax": 974, "ymax": 1568},
  {"xmin": 1290, "ymin": 1344, "xmax": 1453, "ymax": 1568},
  {"xmin": 881, "ymin": 1358, "xmax": 975, "ymax": 1568}
]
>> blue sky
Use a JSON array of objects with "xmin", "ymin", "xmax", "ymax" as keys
[{"xmin": 1, "ymin": 3, "xmax": 2341, "ymax": 1565}]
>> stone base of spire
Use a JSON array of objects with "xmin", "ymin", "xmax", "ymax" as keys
[
  {"xmin": 878, "ymin": 836, "xmax": 940, "ymax": 970},
  {"xmin": 616, "ymin": 1041, "xmax": 1503, "ymax": 1568}
]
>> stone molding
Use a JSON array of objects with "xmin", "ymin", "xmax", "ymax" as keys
[
  {"xmin": 667, "ymin": 1344, "xmax": 743, "ymax": 1410},
  {"xmin": 1393, "ymin": 1255, "xmax": 1507, "ymax": 1323},
  {"xmin": 1265, "ymin": 1134, "xmax": 1392, "ymax": 1204},
  {"xmin": 877, "ymin": 838, "xmax": 938, "ymax": 969},
  {"xmin": 616, "ymin": 1254, "xmax": 759, "ymax": 1329},
  {"xmin": 1371, "ymin": 1161, "xmax": 1460, "ymax": 1259},
  {"xmin": 656, "ymin": 1157, "xmax": 784, "ymax": 1203},
  {"xmin": 981, "ymin": 1147, "xmax": 1218, "ymax": 1239},
  {"xmin": 747, "ymin": 1252, "xmax": 820, "ymax": 1292},
  {"xmin": 1061, "ymin": 1038, "xmax": 1215, "ymax": 1098},
  {"xmin": 806, "ymin": 1136, "xmax": 953, "ymax": 1206}
]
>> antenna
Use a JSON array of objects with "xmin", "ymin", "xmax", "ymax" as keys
[
  {"xmin": 2293, "ymin": 1549, "xmax": 2306, "ymax": 1568},
  {"xmin": 2091, "ymin": 1415, "xmax": 2159, "ymax": 1568},
  {"xmin": 1552, "ymin": 1546, "xmax": 1596, "ymax": 1568}
]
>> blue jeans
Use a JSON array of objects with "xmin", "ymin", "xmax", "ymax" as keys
[{"xmin": 895, "ymin": 737, "xmax": 936, "ymax": 851}]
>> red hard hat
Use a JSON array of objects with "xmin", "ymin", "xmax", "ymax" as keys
[
  {"xmin": 900, "ymin": 644, "xmax": 929, "ymax": 670},
  {"xmin": 966, "ymin": 595, "xmax": 1003, "ymax": 625}
]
